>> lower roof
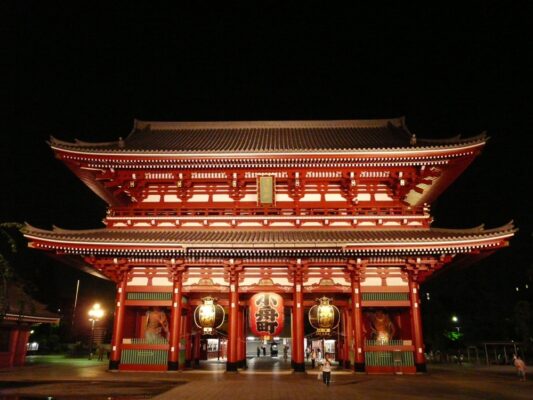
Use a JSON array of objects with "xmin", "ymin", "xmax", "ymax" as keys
[{"xmin": 23, "ymin": 223, "xmax": 515, "ymax": 257}]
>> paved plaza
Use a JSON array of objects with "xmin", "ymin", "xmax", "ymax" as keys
[{"xmin": 0, "ymin": 356, "xmax": 530, "ymax": 399}]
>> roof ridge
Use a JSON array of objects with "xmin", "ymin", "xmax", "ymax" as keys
[{"xmin": 133, "ymin": 117, "xmax": 406, "ymax": 131}]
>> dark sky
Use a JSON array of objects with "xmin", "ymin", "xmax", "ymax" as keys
[{"xmin": 4, "ymin": 3, "xmax": 532, "ymax": 340}]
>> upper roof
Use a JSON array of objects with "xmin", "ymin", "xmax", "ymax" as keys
[{"xmin": 49, "ymin": 117, "xmax": 487, "ymax": 155}]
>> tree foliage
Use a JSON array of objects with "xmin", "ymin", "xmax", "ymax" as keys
[{"xmin": 0, "ymin": 222, "xmax": 24, "ymax": 317}]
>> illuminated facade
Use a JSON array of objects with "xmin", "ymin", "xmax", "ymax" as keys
[{"xmin": 23, "ymin": 118, "xmax": 514, "ymax": 373}]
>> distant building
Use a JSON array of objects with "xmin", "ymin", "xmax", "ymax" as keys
[
  {"xmin": 24, "ymin": 118, "xmax": 514, "ymax": 373},
  {"xmin": 0, "ymin": 282, "xmax": 59, "ymax": 368}
]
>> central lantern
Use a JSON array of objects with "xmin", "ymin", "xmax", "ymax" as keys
[
  {"xmin": 308, "ymin": 296, "xmax": 340, "ymax": 336},
  {"xmin": 249, "ymin": 292, "xmax": 284, "ymax": 339},
  {"xmin": 193, "ymin": 297, "xmax": 225, "ymax": 335}
]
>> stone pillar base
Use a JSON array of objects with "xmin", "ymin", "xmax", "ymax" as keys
[
  {"xmin": 168, "ymin": 361, "xmax": 179, "ymax": 371},
  {"xmin": 293, "ymin": 362, "xmax": 305, "ymax": 372},
  {"xmin": 354, "ymin": 362, "xmax": 365, "ymax": 372},
  {"xmin": 108, "ymin": 360, "xmax": 120, "ymax": 370},
  {"xmin": 415, "ymin": 363, "xmax": 427, "ymax": 373},
  {"xmin": 226, "ymin": 361, "xmax": 239, "ymax": 372}
]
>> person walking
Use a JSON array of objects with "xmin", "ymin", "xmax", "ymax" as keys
[
  {"xmin": 513, "ymin": 355, "xmax": 527, "ymax": 381},
  {"xmin": 321, "ymin": 358, "xmax": 332, "ymax": 386}
]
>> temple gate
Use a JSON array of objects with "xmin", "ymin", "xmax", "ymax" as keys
[{"xmin": 24, "ymin": 118, "xmax": 514, "ymax": 373}]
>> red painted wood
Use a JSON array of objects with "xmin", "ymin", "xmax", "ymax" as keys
[
  {"xmin": 409, "ymin": 278, "xmax": 425, "ymax": 365},
  {"xmin": 351, "ymin": 276, "xmax": 364, "ymax": 366},
  {"xmin": 292, "ymin": 284, "xmax": 304, "ymax": 365},
  {"xmin": 237, "ymin": 306, "xmax": 244, "ymax": 363},
  {"xmin": 365, "ymin": 366, "xmax": 417, "ymax": 374},
  {"xmin": 119, "ymin": 364, "xmax": 168, "ymax": 371},
  {"xmin": 228, "ymin": 288, "xmax": 239, "ymax": 364},
  {"xmin": 8, "ymin": 329, "xmax": 20, "ymax": 367},
  {"xmin": 110, "ymin": 277, "xmax": 128, "ymax": 364},
  {"xmin": 168, "ymin": 277, "xmax": 183, "ymax": 365},
  {"xmin": 14, "ymin": 330, "xmax": 30, "ymax": 366}
]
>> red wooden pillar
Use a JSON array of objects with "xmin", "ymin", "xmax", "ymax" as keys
[
  {"xmin": 185, "ymin": 307, "xmax": 193, "ymax": 368},
  {"xmin": 292, "ymin": 279, "xmax": 305, "ymax": 372},
  {"xmin": 237, "ymin": 305, "xmax": 245, "ymax": 368},
  {"xmin": 343, "ymin": 308, "xmax": 352, "ymax": 369},
  {"xmin": 168, "ymin": 272, "xmax": 183, "ymax": 370},
  {"xmin": 109, "ymin": 274, "xmax": 128, "ymax": 370},
  {"xmin": 193, "ymin": 332, "xmax": 201, "ymax": 367},
  {"xmin": 227, "ymin": 279, "xmax": 239, "ymax": 371},
  {"xmin": 14, "ymin": 329, "xmax": 30, "ymax": 366},
  {"xmin": 8, "ymin": 329, "xmax": 20, "ymax": 367},
  {"xmin": 351, "ymin": 272, "xmax": 365, "ymax": 372},
  {"xmin": 409, "ymin": 276, "xmax": 426, "ymax": 372}
]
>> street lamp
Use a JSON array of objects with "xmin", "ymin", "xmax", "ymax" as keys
[{"xmin": 88, "ymin": 303, "xmax": 105, "ymax": 359}]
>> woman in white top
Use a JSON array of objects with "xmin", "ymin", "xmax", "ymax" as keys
[{"xmin": 321, "ymin": 358, "xmax": 332, "ymax": 386}]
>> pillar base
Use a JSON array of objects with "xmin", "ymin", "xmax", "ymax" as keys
[
  {"xmin": 193, "ymin": 359, "xmax": 200, "ymax": 368},
  {"xmin": 415, "ymin": 363, "xmax": 427, "ymax": 373},
  {"xmin": 168, "ymin": 361, "xmax": 179, "ymax": 371},
  {"xmin": 343, "ymin": 360, "xmax": 351, "ymax": 369},
  {"xmin": 238, "ymin": 359, "xmax": 247, "ymax": 369},
  {"xmin": 185, "ymin": 360, "xmax": 192, "ymax": 368},
  {"xmin": 354, "ymin": 362, "xmax": 365, "ymax": 372},
  {"xmin": 226, "ymin": 361, "xmax": 239, "ymax": 372},
  {"xmin": 293, "ymin": 362, "xmax": 305, "ymax": 372},
  {"xmin": 108, "ymin": 360, "xmax": 120, "ymax": 370}
]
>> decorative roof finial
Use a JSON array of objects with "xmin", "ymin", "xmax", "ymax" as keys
[
  {"xmin": 118, "ymin": 137, "xmax": 125, "ymax": 148},
  {"xmin": 410, "ymin": 134, "xmax": 417, "ymax": 146}
]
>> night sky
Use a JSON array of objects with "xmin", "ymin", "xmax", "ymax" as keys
[{"xmin": 5, "ymin": 4, "xmax": 531, "ymax": 343}]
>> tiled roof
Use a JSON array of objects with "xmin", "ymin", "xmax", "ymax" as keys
[
  {"xmin": 23, "ymin": 223, "xmax": 515, "ymax": 247},
  {"xmin": 5, "ymin": 282, "xmax": 60, "ymax": 322},
  {"xmin": 49, "ymin": 118, "xmax": 486, "ymax": 154}
]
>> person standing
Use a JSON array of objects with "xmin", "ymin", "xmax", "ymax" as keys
[
  {"xmin": 311, "ymin": 349, "xmax": 316, "ymax": 369},
  {"xmin": 257, "ymin": 345, "xmax": 261, "ymax": 357},
  {"xmin": 513, "ymin": 355, "xmax": 527, "ymax": 381},
  {"xmin": 322, "ymin": 358, "xmax": 332, "ymax": 386}
]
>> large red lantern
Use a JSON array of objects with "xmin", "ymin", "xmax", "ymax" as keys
[{"xmin": 249, "ymin": 292, "xmax": 284, "ymax": 339}]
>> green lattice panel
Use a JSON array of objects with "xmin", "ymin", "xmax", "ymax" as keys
[
  {"xmin": 121, "ymin": 349, "xmax": 168, "ymax": 365},
  {"xmin": 362, "ymin": 292, "xmax": 409, "ymax": 301},
  {"xmin": 129, "ymin": 338, "xmax": 168, "ymax": 345},
  {"xmin": 365, "ymin": 351, "xmax": 414, "ymax": 367},
  {"xmin": 366, "ymin": 339, "xmax": 404, "ymax": 346},
  {"xmin": 126, "ymin": 292, "xmax": 172, "ymax": 301}
]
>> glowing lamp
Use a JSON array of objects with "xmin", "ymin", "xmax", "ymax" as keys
[
  {"xmin": 193, "ymin": 297, "xmax": 225, "ymax": 335},
  {"xmin": 308, "ymin": 297, "xmax": 340, "ymax": 336}
]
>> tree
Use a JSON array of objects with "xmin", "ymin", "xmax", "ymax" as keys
[{"xmin": 0, "ymin": 222, "xmax": 24, "ymax": 317}]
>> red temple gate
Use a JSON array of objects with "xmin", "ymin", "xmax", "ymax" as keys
[{"xmin": 24, "ymin": 118, "xmax": 514, "ymax": 373}]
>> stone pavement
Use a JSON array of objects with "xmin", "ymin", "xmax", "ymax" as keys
[{"xmin": 0, "ymin": 356, "xmax": 531, "ymax": 399}]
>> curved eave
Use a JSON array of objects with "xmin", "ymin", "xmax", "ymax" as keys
[
  {"xmin": 23, "ymin": 224, "xmax": 515, "ymax": 257},
  {"xmin": 2, "ymin": 314, "xmax": 60, "ymax": 325},
  {"xmin": 50, "ymin": 138, "xmax": 487, "ymax": 160}
]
